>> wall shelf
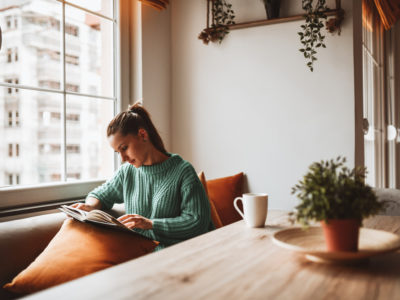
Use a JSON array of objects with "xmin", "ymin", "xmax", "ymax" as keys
[
  {"xmin": 226, "ymin": 9, "xmax": 345, "ymax": 31},
  {"xmin": 200, "ymin": 0, "xmax": 345, "ymax": 38}
]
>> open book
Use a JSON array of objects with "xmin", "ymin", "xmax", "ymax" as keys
[{"xmin": 59, "ymin": 205, "xmax": 150, "ymax": 238}]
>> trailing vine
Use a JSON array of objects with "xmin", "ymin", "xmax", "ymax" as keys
[
  {"xmin": 298, "ymin": 0, "xmax": 327, "ymax": 72},
  {"xmin": 198, "ymin": 0, "xmax": 235, "ymax": 45}
]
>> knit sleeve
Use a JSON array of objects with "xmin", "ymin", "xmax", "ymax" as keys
[
  {"xmin": 87, "ymin": 165, "xmax": 126, "ymax": 210},
  {"xmin": 151, "ymin": 181, "xmax": 212, "ymax": 240}
]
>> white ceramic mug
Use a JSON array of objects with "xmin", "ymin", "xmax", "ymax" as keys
[{"xmin": 234, "ymin": 193, "xmax": 268, "ymax": 228}]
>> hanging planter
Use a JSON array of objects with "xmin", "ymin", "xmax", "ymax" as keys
[
  {"xmin": 198, "ymin": 0, "xmax": 236, "ymax": 44},
  {"xmin": 298, "ymin": 0, "xmax": 344, "ymax": 72}
]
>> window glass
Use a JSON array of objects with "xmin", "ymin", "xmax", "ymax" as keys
[
  {"xmin": 0, "ymin": 1, "xmax": 62, "ymax": 87},
  {"xmin": 67, "ymin": 0, "xmax": 113, "ymax": 19},
  {"xmin": 66, "ymin": 95, "xmax": 114, "ymax": 181},
  {"xmin": 0, "ymin": 0, "xmax": 116, "ymax": 189},
  {"xmin": 0, "ymin": 88, "xmax": 63, "ymax": 187},
  {"xmin": 65, "ymin": 5, "xmax": 114, "ymax": 97}
]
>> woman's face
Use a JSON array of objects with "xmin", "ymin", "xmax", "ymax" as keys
[{"xmin": 108, "ymin": 130, "xmax": 149, "ymax": 168}]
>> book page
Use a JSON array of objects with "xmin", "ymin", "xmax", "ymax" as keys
[
  {"xmin": 87, "ymin": 210, "xmax": 126, "ymax": 227},
  {"xmin": 59, "ymin": 205, "xmax": 129, "ymax": 229},
  {"xmin": 59, "ymin": 205, "xmax": 87, "ymax": 221}
]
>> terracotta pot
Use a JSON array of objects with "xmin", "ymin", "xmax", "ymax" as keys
[{"xmin": 321, "ymin": 219, "xmax": 361, "ymax": 252}]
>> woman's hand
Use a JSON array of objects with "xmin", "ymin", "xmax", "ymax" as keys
[
  {"xmin": 70, "ymin": 203, "xmax": 97, "ymax": 212},
  {"xmin": 70, "ymin": 197, "xmax": 102, "ymax": 212},
  {"xmin": 117, "ymin": 214, "xmax": 153, "ymax": 230}
]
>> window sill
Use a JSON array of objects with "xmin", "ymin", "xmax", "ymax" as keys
[
  {"xmin": 0, "ymin": 199, "xmax": 84, "ymax": 222},
  {"xmin": 0, "ymin": 179, "xmax": 105, "ymax": 210}
]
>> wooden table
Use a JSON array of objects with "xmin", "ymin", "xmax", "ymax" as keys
[{"xmin": 26, "ymin": 211, "xmax": 400, "ymax": 300}]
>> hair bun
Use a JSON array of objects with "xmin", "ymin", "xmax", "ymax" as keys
[{"xmin": 128, "ymin": 100, "xmax": 143, "ymax": 113}]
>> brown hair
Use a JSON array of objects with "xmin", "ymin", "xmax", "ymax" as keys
[{"xmin": 107, "ymin": 102, "xmax": 167, "ymax": 154}]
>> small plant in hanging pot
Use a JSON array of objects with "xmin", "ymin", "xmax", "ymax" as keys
[
  {"xmin": 198, "ymin": 0, "xmax": 235, "ymax": 44},
  {"xmin": 298, "ymin": 0, "xmax": 328, "ymax": 72},
  {"xmin": 290, "ymin": 157, "xmax": 384, "ymax": 252}
]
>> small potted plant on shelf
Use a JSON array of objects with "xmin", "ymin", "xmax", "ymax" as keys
[
  {"xmin": 198, "ymin": 0, "xmax": 235, "ymax": 44},
  {"xmin": 290, "ymin": 157, "xmax": 383, "ymax": 252}
]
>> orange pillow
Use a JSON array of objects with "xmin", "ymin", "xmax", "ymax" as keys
[
  {"xmin": 3, "ymin": 219, "xmax": 158, "ymax": 295},
  {"xmin": 206, "ymin": 172, "xmax": 244, "ymax": 226},
  {"xmin": 198, "ymin": 172, "xmax": 223, "ymax": 228}
]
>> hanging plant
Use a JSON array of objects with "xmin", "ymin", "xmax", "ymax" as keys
[
  {"xmin": 198, "ymin": 0, "xmax": 235, "ymax": 45},
  {"xmin": 298, "ymin": 0, "xmax": 327, "ymax": 72}
]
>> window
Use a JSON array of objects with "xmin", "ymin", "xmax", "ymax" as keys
[
  {"xmin": 6, "ymin": 48, "xmax": 18, "ymax": 63},
  {"xmin": 6, "ymin": 173, "xmax": 20, "ymax": 185},
  {"xmin": 0, "ymin": 0, "xmax": 119, "ymax": 209},
  {"xmin": 65, "ymin": 23, "xmax": 79, "ymax": 37},
  {"xmin": 8, "ymin": 144, "xmax": 19, "ymax": 157},
  {"xmin": 39, "ymin": 80, "xmax": 61, "ymax": 90},
  {"xmin": 5, "ymin": 78, "xmax": 19, "ymax": 94},
  {"xmin": 362, "ymin": 7, "xmax": 400, "ymax": 188},
  {"xmin": 39, "ymin": 144, "xmax": 61, "ymax": 154},
  {"xmin": 6, "ymin": 16, "xmax": 11, "ymax": 28},
  {"xmin": 5, "ymin": 15, "xmax": 18, "ymax": 30},
  {"xmin": 67, "ymin": 113, "xmax": 80, "ymax": 122},
  {"xmin": 66, "ymin": 54, "xmax": 79, "ymax": 66},
  {"xmin": 7, "ymin": 111, "xmax": 20, "ymax": 127},
  {"xmin": 66, "ymin": 83, "xmax": 80, "ymax": 93},
  {"xmin": 67, "ymin": 145, "xmax": 80, "ymax": 153},
  {"xmin": 8, "ymin": 111, "xmax": 12, "ymax": 126},
  {"xmin": 38, "ymin": 49, "xmax": 79, "ymax": 66}
]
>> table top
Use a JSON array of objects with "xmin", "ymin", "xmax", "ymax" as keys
[{"xmin": 27, "ymin": 211, "xmax": 400, "ymax": 300}]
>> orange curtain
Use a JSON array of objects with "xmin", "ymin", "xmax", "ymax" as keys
[
  {"xmin": 363, "ymin": 0, "xmax": 380, "ymax": 31},
  {"xmin": 363, "ymin": 0, "xmax": 400, "ymax": 30},
  {"xmin": 139, "ymin": 0, "xmax": 169, "ymax": 11}
]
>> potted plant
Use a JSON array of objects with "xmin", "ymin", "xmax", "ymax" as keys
[
  {"xmin": 198, "ymin": 0, "xmax": 235, "ymax": 45},
  {"xmin": 290, "ymin": 157, "xmax": 383, "ymax": 252}
]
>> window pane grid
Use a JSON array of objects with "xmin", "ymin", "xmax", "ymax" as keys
[
  {"xmin": 0, "ymin": 82, "xmax": 116, "ymax": 101},
  {"xmin": 0, "ymin": 0, "xmax": 117, "ymax": 189},
  {"xmin": 56, "ymin": 0, "xmax": 115, "ymax": 22}
]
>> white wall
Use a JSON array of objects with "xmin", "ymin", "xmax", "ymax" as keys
[
  {"xmin": 141, "ymin": 4, "xmax": 172, "ymax": 150},
  {"xmin": 170, "ymin": 0, "xmax": 355, "ymax": 210}
]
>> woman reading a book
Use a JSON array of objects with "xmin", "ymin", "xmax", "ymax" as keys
[{"xmin": 71, "ymin": 102, "xmax": 214, "ymax": 250}]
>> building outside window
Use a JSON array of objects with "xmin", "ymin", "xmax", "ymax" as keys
[{"xmin": 0, "ymin": 0, "xmax": 117, "ymax": 197}]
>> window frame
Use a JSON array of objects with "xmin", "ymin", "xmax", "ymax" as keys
[{"xmin": 0, "ymin": 0, "xmax": 126, "ymax": 211}]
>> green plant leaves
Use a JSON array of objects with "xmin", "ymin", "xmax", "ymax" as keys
[
  {"xmin": 198, "ymin": 1, "xmax": 235, "ymax": 44},
  {"xmin": 299, "ymin": 0, "xmax": 327, "ymax": 72},
  {"xmin": 290, "ymin": 157, "xmax": 383, "ymax": 227}
]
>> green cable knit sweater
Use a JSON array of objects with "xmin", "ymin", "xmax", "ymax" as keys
[{"xmin": 88, "ymin": 153, "xmax": 214, "ymax": 250}]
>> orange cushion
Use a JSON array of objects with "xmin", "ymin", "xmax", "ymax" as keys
[
  {"xmin": 3, "ymin": 219, "xmax": 158, "ymax": 295},
  {"xmin": 206, "ymin": 173, "xmax": 244, "ymax": 226},
  {"xmin": 198, "ymin": 172, "xmax": 223, "ymax": 229}
]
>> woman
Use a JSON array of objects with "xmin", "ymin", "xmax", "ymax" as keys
[{"xmin": 72, "ymin": 102, "xmax": 214, "ymax": 250}]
